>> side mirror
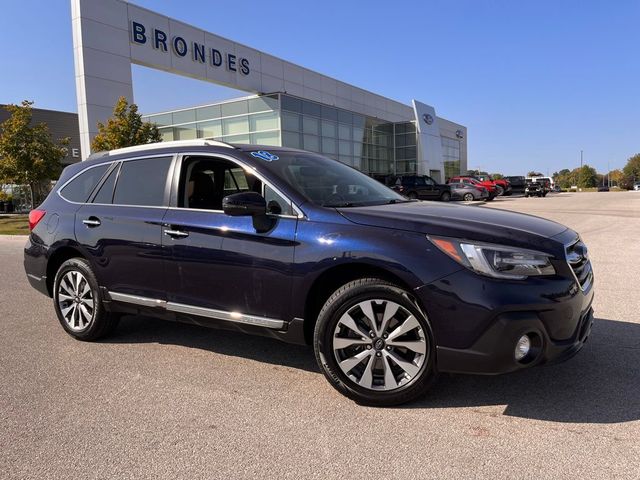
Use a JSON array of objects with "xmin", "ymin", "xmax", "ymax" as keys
[{"xmin": 222, "ymin": 191, "xmax": 267, "ymax": 217}]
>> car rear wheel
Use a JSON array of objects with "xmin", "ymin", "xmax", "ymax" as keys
[
  {"xmin": 440, "ymin": 191, "xmax": 451, "ymax": 202},
  {"xmin": 463, "ymin": 193, "xmax": 474, "ymax": 202},
  {"xmin": 53, "ymin": 258, "xmax": 120, "ymax": 341},
  {"xmin": 495, "ymin": 185, "xmax": 504, "ymax": 196},
  {"xmin": 314, "ymin": 278, "xmax": 436, "ymax": 406}
]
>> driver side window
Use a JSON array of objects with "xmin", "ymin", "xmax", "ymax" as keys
[
  {"xmin": 180, "ymin": 158, "xmax": 252, "ymax": 210},
  {"xmin": 180, "ymin": 157, "xmax": 294, "ymax": 216}
]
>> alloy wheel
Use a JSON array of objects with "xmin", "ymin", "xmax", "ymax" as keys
[
  {"xmin": 57, "ymin": 270, "xmax": 95, "ymax": 331},
  {"xmin": 332, "ymin": 299, "xmax": 428, "ymax": 391}
]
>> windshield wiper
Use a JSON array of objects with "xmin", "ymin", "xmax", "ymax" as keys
[{"xmin": 324, "ymin": 202, "xmax": 357, "ymax": 208}]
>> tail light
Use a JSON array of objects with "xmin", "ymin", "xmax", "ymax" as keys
[{"xmin": 28, "ymin": 210, "xmax": 46, "ymax": 231}]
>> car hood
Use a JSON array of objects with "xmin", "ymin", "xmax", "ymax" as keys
[{"xmin": 338, "ymin": 201, "xmax": 570, "ymax": 253}]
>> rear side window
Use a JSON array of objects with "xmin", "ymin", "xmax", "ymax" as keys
[
  {"xmin": 60, "ymin": 164, "xmax": 109, "ymax": 203},
  {"xmin": 113, "ymin": 156, "xmax": 172, "ymax": 207}
]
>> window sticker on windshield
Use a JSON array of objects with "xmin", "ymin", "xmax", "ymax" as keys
[{"xmin": 251, "ymin": 150, "xmax": 279, "ymax": 162}]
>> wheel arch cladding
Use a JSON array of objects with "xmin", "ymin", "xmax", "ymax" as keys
[
  {"xmin": 302, "ymin": 263, "xmax": 420, "ymax": 345},
  {"xmin": 46, "ymin": 246, "xmax": 87, "ymax": 296}
]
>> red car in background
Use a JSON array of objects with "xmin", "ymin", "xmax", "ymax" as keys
[
  {"xmin": 448, "ymin": 176, "xmax": 498, "ymax": 201},
  {"xmin": 474, "ymin": 174, "xmax": 512, "ymax": 196}
]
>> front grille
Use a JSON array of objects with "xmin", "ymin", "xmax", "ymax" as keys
[{"xmin": 566, "ymin": 239, "xmax": 593, "ymax": 290}]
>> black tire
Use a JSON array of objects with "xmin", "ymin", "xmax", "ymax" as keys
[
  {"xmin": 463, "ymin": 193, "xmax": 474, "ymax": 202},
  {"xmin": 440, "ymin": 191, "xmax": 451, "ymax": 202},
  {"xmin": 313, "ymin": 278, "xmax": 437, "ymax": 406},
  {"xmin": 486, "ymin": 195, "xmax": 495, "ymax": 201},
  {"xmin": 53, "ymin": 258, "xmax": 120, "ymax": 341},
  {"xmin": 495, "ymin": 185, "xmax": 504, "ymax": 196}
]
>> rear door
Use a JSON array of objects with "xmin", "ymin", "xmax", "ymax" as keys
[
  {"xmin": 422, "ymin": 176, "xmax": 438, "ymax": 199},
  {"xmin": 162, "ymin": 154, "xmax": 298, "ymax": 322},
  {"xmin": 74, "ymin": 155, "xmax": 174, "ymax": 300}
]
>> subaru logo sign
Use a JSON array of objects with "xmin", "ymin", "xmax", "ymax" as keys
[{"xmin": 422, "ymin": 113, "xmax": 434, "ymax": 125}]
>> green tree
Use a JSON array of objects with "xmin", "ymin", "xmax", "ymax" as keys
[
  {"xmin": 576, "ymin": 164, "xmax": 597, "ymax": 188},
  {"xmin": 527, "ymin": 171, "xmax": 543, "ymax": 177},
  {"xmin": 609, "ymin": 169, "xmax": 624, "ymax": 187},
  {"xmin": 91, "ymin": 96, "xmax": 161, "ymax": 152},
  {"xmin": 0, "ymin": 100, "xmax": 68, "ymax": 205},
  {"xmin": 552, "ymin": 169, "xmax": 571, "ymax": 188},
  {"xmin": 622, "ymin": 153, "xmax": 640, "ymax": 183},
  {"xmin": 490, "ymin": 173, "xmax": 504, "ymax": 180}
]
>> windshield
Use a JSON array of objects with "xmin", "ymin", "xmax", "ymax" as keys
[{"xmin": 245, "ymin": 150, "xmax": 408, "ymax": 207}]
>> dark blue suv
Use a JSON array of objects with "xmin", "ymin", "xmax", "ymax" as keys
[{"xmin": 24, "ymin": 140, "xmax": 594, "ymax": 405}]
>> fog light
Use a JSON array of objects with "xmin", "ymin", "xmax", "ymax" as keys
[{"xmin": 515, "ymin": 335, "xmax": 531, "ymax": 361}]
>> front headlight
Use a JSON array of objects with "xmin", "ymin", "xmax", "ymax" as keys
[{"xmin": 429, "ymin": 236, "xmax": 556, "ymax": 279}]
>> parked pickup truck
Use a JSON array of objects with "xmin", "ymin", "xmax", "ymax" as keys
[
  {"xmin": 505, "ymin": 176, "xmax": 526, "ymax": 195},
  {"xmin": 475, "ymin": 174, "xmax": 512, "ymax": 196}
]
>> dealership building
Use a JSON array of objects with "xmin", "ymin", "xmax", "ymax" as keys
[
  {"xmin": 72, "ymin": 0, "xmax": 467, "ymax": 180},
  {"xmin": 0, "ymin": 106, "xmax": 82, "ymax": 166}
]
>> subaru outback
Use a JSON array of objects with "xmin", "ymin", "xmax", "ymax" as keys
[{"xmin": 24, "ymin": 140, "xmax": 594, "ymax": 406}]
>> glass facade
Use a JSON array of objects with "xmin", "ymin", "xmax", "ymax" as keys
[
  {"xmin": 441, "ymin": 137, "xmax": 461, "ymax": 181},
  {"xmin": 144, "ymin": 94, "xmax": 281, "ymax": 147},
  {"xmin": 143, "ymin": 94, "xmax": 460, "ymax": 177}
]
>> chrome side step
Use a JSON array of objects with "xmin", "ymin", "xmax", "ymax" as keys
[
  {"xmin": 107, "ymin": 291, "xmax": 285, "ymax": 330},
  {"xmin": 109, "ymin": 291, "xmax": 167, "ymax": 308}
]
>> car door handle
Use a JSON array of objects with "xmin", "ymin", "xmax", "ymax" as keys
[
  {"xmin": 164, "ymin": 229, "xmax": 189, "ymax": 238},
  {"xmin": 82, "ymin": 217, "xmax": 101, "ymax": 227}
]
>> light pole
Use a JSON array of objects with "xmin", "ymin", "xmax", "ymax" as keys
[{"xmin": 579, "ymin": 150, "xmax": 583, "ymax": 190}]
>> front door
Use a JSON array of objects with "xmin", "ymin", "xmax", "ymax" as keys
[
  {"xmin": 162, "ymin": 155, "xmax": 297, "ymax": 323},
  {"xmin": 414, "ymin": 176, "xmax": 435, "ymax": 199}
]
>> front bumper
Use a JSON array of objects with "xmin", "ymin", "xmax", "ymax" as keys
[
  {"xmin": 435, "ymin": 307, "xmax": 593, "ymax": 374},
  {"xmin": 415, "ymin": 267, "xmax": 594, "ymax": 375}
]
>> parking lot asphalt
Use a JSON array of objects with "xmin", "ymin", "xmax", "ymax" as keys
[{"xmin": 1, "ymin": 192, "xmax": 639, "ymax": 479}]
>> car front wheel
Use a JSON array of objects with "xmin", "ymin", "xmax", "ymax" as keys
[
  {"xmin": 53, "ymin": 258, "xmax": 120, "ymax": 341},
  {"xmin": 463, "ymin": 193, "xmax": 474, "ymax": 202},
  {"xmin": 440, "ymin": 191, "xmax": 451, "ymax": 202},
  {"xmin": 314, "ymin": 278, "xmax": 436, "ymax": 406}
]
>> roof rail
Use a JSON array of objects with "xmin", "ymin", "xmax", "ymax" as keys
[{"xmin": 95, "ymin": 139, "xmax": 234, "ymax": 158}]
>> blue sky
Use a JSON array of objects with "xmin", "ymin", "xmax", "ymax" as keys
[{"xmin": 1, "ymin": 0, "xmax": 638, "ymax": 175}]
